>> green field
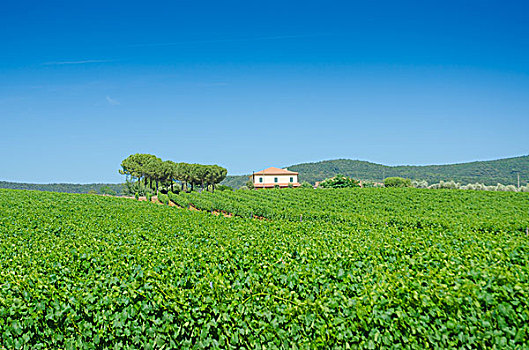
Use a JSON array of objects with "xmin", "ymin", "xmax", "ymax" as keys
[{"xmin": 1, "ymin": 188, "xmax": 528, "ymax": 348}]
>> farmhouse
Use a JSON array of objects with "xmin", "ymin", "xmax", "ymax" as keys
[{"xmin": 250, "ymin": 167, "xmax": 301, "ymax": 189}]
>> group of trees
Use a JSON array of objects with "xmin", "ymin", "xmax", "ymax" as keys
[
  {"xmin": 319, "ymin": 175, "xmax": 361, "ymax": 188},
  {"xmin": 413, "ymin": 179, "xmax": 529, "ymax": 192},
  {"xmin": 119, "ymin": 154, "xmax": 227, "ymax": 195},
  {"xmin": 384, "ymin": 177, "xmax": 412, "ymax": 188}
]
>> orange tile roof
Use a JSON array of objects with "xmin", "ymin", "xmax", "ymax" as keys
[{"xmin": 252, "ymin": 167, "xmax": 298, "ymax": 175}]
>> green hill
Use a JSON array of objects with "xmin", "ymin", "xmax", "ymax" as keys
[
  {"xmin": 0, "ymin": 181, "xmax": 124, "ymax": 195},
  {"xmin": 221, "ymin": 155, "xmax": 529, "ymax": 188}
]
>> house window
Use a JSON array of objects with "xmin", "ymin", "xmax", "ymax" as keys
[
  {"xmin": 274, "ymin": 177, "xmax": 278, "ymax": 183},
  {"xmin": 259, "ymin": 177, "xmax": 263, "ymax": 183},
  {"xmin": 290, "ymin": 177, "xmax": 293, "ymax": 182}
]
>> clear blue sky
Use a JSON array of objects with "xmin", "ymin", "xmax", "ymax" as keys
[{"xmin": 1, "ymin": 0, "xmax": 528, "ymax": 183}]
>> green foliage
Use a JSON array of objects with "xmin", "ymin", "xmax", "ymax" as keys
[
  {"xmin": 146, "ymin": 192, "xmax": 153, "ymax": 202},
  {"xmin": 300, "ymin": 181, "xmax": 313, "ymax": 188},
  {"xmin": 319, "ymin": 175, "xmax": 360, "ymax": 188},
  {"xmin": 219, "ymin": 174, "xmax": 249, "ymax": 189},
  {"xmin": 1, "ymin": 188, "xmax": 528, "ymax": 347},
  {"xmin": 216, "ymin": 185, "xmax": 233, "ymax": 191},
  {"xmin": 175, "ymin": 187, "xmax": 529, "ymax": 230},
  {"xmin": 134, "ymin": 192, "xmax": 139, "ymax": 200},
  {"xmin": 384, "ymin": 177, "xmax": 412, "ymax": 187},
  {"xmin": 0, "ymin": 181, "xmax": 124, "ymax": 195},
  {"xmin": 246, "ymin": 180, "xmax": 254, "ymax": 189},
  {"xmin": 157, "ymin": 193, "xmax": 169, "ymax": 205},
  {"xmin": 411, "ymin": 179, "xmax": 429, "ymax": 188},
  {"xmin": 119, "ymin": 154, "xmax": 227, "ymax": 193},
  {"xmin": 99, "ymin": 185, "xmax": 117, "ymax": 196},
  {"xmin": 123, "ymin": 179, "xmax": 152, "ymax": 196}
]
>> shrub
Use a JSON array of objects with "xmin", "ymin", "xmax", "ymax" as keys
[
  {"xmin": 411, "ymin": 180, "xmax": 429, "ymax": 189},
  {"xmin": 123, "ymin": 179, "xmax": 152, "ymax": 197},
  {"xmin": 384, "ymin": 177, "xmax": 412, "ymax": 188},
  {"xmin": 134, "ymin": 192, "xmax": 139, "ymax": 200},
  {"xmin": 146, "ymin": 192, "xmax": 153, "ymax": 202},
  {"xmin": 319, "ymin": 175, "xmax": 360, "ymax": 188},
  {"xmin": 300, "ymin": 182, "xmax": 313, "ymax": 188},
  {"xmin": 216, "ymin": 185, "xmax": 233, "ymax": 191},
  {"xmin": 99, "ymin": 186, "xmax": 117, "ymax": 196},
  {"xmin": 438, "ymin": 180, "xmax": 461, "ymax": 189}
]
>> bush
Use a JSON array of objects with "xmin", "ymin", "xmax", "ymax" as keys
[
  {"xmin": 146, "ymin": 192, "xmax": 153, "ymax": 202},
  {"xmin": 300, "ymin": 182, "xmax": 313, "ymax": 188},
  {"xmin": 438, "ymin": 180, "xmax": 460, "ymax": 189},
  {"xmin": 384, "ymin": 177, "xmax": 412, "ymax": 188},
  {"xmin": 123, "ymin": 179, "xmax": 152, "ymax": 197},
  {"xmin": 134, "ymin": 192, "xmax": 139, "ymax": 200},
  {"xmin": 319, "ymin": 175, "xmax": 360, "ymax": 188},
  {"xmin": 99, "ymin": 186, "xmax": 117, "ymax": 196},
  {"xmin": 411, "ymin": 180, "xmax": 429, "ymax": 189},
  {"xmin": 216, "ymin": 185, "xmax": 233, "ymax": 191}
]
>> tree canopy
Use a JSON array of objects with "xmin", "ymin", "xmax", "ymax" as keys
[
  {"xmin": 120, "ymin": 154, "xmax": 227, "ymax": 194},
  {"xmin": 318, "ymin": 175, "xmax": 360, "ymax": 188},
  {"xmin": 384, "ymin": 177, "xmax": 412, "ymax": 188}
]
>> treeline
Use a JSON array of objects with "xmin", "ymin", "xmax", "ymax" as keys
[
  {"xmin": 288, "ymin": 156, "xmax": 529, "ymax": 186},
  {"xmin": 0, "ymin": 181, "xmax": 124, "ymax": 195},
  {"xmin": 119, "ymin": 154, "xmax": 227, "ymax": 195}
]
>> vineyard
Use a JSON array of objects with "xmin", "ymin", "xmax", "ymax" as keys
[
  {"xmin": 1, "ymin": 188, "xmax": 528, "ymax": 348},
  {"xmin": 174, "ymin": 188, "xmax": 529, "ymax": 232}
]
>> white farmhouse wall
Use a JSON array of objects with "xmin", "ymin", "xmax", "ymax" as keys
[{"xmin": 254, "ymin": 174, "xmax": 298, "ymax": 184}]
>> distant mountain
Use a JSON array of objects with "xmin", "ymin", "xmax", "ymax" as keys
[
  {"xmin": 221, "ymin": 155, "xmax": 529, "ymax": 188},
  {"xmin": 0, "ymin": 181, "xmax": 124, "ymax": 195}
]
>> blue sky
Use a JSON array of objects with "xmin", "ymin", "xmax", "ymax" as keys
[{"xmin": 1, "ymin": 0, "xmax": 528, "ymax": 183}]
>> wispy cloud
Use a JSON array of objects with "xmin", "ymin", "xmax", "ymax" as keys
[
  {"xmin": 42, "ymin": 59, "xmax": 113, "ymax": 66},
  {"xmin": 106, "ymin": 96, "xmax": 120, "ymax": 105}
]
